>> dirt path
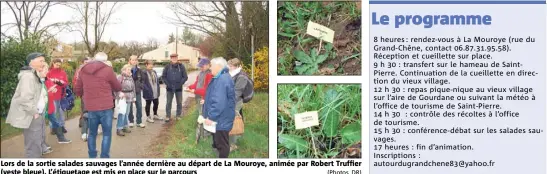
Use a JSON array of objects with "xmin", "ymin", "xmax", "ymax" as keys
[{"xmin": 1, "ymin": 71, "xmax": 199, "ymax": 158}]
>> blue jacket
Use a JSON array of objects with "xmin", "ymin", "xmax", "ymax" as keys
[
  {"xmin": 162, "ymin": 63, "xmax": 188, "ymax": 92},
  {"xmin": 203, "ymin": 68, "xmax": 236, "ymax": 131},
  {"xmin": 142, "ymin": 70, "xmax": 161, "ymax": 100}
]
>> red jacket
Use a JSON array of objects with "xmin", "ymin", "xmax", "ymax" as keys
[
  {"xmin": 74, "ymin": 61, "xmax": 121, "ymax": 111},
  {"xmin": 45, "ymin": 67, "xmax": 68, "ymax": 114},
  {"xmin": 188, "ymin": 72, "xmax": 213, "ymax": 98}
]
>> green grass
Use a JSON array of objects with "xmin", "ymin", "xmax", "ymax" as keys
[
  {"xmin": 277, "ymin": 2, "xmax": 361, "ymax": 75},
  {"xmin": 277, "ymin": 84, "xmax": 361, "ymax": 158},
  {"xmin": 162, "ymin": 93, "xmax": 269, "ymax": 158},
  {"xmin": 1, "ymin": 98, "xmax": 81, "ymax": 141}
]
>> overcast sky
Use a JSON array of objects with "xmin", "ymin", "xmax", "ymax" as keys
[{"xmin": 1, "ymin": 2, "xmax": 182, "ymax": 45}]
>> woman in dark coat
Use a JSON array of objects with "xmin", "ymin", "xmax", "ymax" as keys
[{"xmin": 142, "ymin": 60, "xmax": 161, "ymax": 123}]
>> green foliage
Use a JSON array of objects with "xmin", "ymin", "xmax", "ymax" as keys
[
  {"xmin": 0, "ymin": 36, "xmax": 48, "ymax": 117},
  {"xmin": 294, "ymin": 47, "xmax": 329, "ymax": 75},
  {"xmin": 112, "ymin": 62, "xmax": 125, "ymax": 74},
  {"xmin": 278, "ymin": 134, "xmax": 309, "ymax": 154},
  {"xmin": 277, "ymin": 2, "xmax": 360, "ymax": 75},
  {"xmin": 277, "ymin": 84, "xmax": 361, "ymax": 158}
]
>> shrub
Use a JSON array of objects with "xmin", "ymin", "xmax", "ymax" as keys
[
  {"xmin": 61, "ymin": 62, "xmax": 75, "ymax": 87},
  {"xmin": 0, "ymin": 36, "xmax": 48, "ymax": 117},
  {"xmin": 112, "ymin": 62, "xmax": 125, "ymax": 74},
  {"xmin": 247, "ymin": 47, "xmax": 268, "ymax": 91}
]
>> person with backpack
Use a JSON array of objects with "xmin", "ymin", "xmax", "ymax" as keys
[
  {"xmin": 45, "ymin": 58, "xmax": 71, "ymax": 144},
  {"xmin": 162, "ymin": 53, "xmax": 188, "ymax": 123},
  {"xmin": 227, "ymin": 58, "xmax": 254, "ymax": 151},
  {"xmin": 128, "ymin": 55, "xmax": 146, "ymax": 128}
]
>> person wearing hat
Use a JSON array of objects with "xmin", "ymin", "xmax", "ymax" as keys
[
  {"xmin": 186, "ymin": 58, "xmax": 213, "ymax": 119},
  {"xmin": 74, "ymin": 52, "xmax": 122, "ymax": 158},
  {"xmin": 162, "ymin": 53, "xmax": 188, "ymax": 122},
  {"xmin": 6, "ymin": 52, "xmax": 52, "ymax": 157}
]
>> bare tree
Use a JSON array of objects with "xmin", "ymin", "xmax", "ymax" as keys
[
  {"xmin": 2, "ymin": 2, "xmax": 68, "ymax": 41},
  {"xmin": 165, "ymin": 2, "xmax": 242, "ymax": 59},
  {"xmin": 146, "ymin": 37, "xmax": 160, "ymax": 49},
  {"xmin": 66, "ymin": 2, "xmax": 120, "ymax": 56},
  {"xmin": 166, "ymin": 2, "xmax": 227, "ymax": 36}
]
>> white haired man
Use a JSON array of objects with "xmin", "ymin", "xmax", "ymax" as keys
[
  {"xmin": 74, "ymin": 52, "xmax": 123, "ymax": 158},
  {"xmin": 202, "ymin": 57, "xmax": 236, "ymax": 158},
  {"xmin": 6, "ymin": 52, "xmax": 52, "ymax": 157}
]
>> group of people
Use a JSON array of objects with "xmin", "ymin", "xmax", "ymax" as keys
[{"xmin": 6, "ymin": 51, "xmax": 251, "ymax": 159}]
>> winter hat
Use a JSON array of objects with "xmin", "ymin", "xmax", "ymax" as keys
[
  {"xmin": 197, "ymin": 58, "xmax": 210, "ymax": 67},
  {"xmin": 26, "ymin": 52, "xmax": 45, "ymax": 65}
]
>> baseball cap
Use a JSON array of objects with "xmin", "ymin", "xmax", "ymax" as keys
[
  {"xmin": 197, "ymin": 58, "xmax": 210, "ymax": 67},
  {"xmin": 170, "ymin": 53, "xmax": 178, "ymax": 58}
]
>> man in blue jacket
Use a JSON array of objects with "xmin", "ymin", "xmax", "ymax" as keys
[
  {"xmin": 203, "ymin": 57, "xmax": 236, "ymax": 158},
  {"xmin": 162, "ymin": 53, "xmax": 188, "ymax": 123}
]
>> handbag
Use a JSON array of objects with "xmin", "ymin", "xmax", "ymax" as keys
[
  {"xmin": 117, "ymin": 99, "xmax": 127, "ymax": 115},
  {"xmin": 229, "ymin": 114, "xmax": 244, "ymax": 136}
]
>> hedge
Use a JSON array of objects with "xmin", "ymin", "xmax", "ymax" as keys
[{"xmin": 1, "ymin": 36, "xmax": 48, "ymax": 117}]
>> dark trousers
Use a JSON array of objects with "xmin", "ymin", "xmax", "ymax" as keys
[
  {"xmin": 212, "ymin": 130, "xmax": 230, "ymax": 158},
  {"xmin": 145, "ymin": 99, "xmax": 159, "ymax": 116},
  {"xmin": 166, "ymin": 91, "xmax": 182, "ymax": 118}
]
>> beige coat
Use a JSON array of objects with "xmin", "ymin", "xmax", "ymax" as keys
[{"xmin": 6, "ymin": 68, "xmax": 42, "ymax": 129}]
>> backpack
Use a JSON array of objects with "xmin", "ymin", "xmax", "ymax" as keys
[
  {"xmin": 236, "ymin": 72, "xmax": 254, "ymax": 103},
  {"xmin": 60, "ymin": 86, "xmax": 75, "ymax": 111}
]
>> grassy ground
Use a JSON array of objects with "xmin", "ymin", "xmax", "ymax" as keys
[
  {"xmin": 277, "ymin": 2, "xmax": 361, "ymax": 75},
  {"xmin": 277, "ymin": 84, "xmax": 361, "ymax": 158},
  {"xmin": 1, "ymin": 98, "xmax": 81, "ymax": 141},
  {"xmin": 160, "ymin": 93, "xmax": 269, "ymax": 158}
]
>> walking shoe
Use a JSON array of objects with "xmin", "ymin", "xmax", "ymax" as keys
[
  {"xmin": 138, "ymin": 123, "xmax": 146, "ymax": 128},
  {"xmin": 116, "ymin": 130, "xmax": 125, "ymax": 136},
  {"xmin": 164, "ymin": 117, "xmax": 170, "ymax": 123},
  {"xmin": 44, "ymin": 146, "xmax": 52, "ymax": 152},
  {"xmin": 147, "ymin": 117, "xmax": 155, "ymax": 123},
  {"xmin": 81, "ymin": 133, "xmax": 88, "ymax": 142},
  {"xmin": 122, "ymin": 128, "xmax": 132, "ymax": 133},
  {"xmin": 42, "ymin": 148, "xmax": 53, "ymax": 155},
  {"xmin": 129, "ymin": 123, "xmax": 134, "ymax": 127},
  {"xmin": 175, "ymin": 116, "xmax": 182, "ymax": 120},
  {"xmin": 58, "ymin": 139, "xmax": 72, "ymax": 144},
  {"xmin": 154, "ymin": 115, "xmax": 162, "ymax": 120}
]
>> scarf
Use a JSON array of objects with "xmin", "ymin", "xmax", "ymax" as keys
[
  {"xmin": 230, "ymin": 67, "xmax": 242, "ymax": 77},
  {"xmin": 37, "ymin": 77, "xmax": 48, "ymax": 118}
]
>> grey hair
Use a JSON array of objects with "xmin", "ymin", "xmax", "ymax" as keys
[
  {"xmin": 94, "ymin": 52, "xmax": 108, "ymax": 62},
  {"xmin": 211, "ymin": 57, "xmax": 227, "ymax": 67}
]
